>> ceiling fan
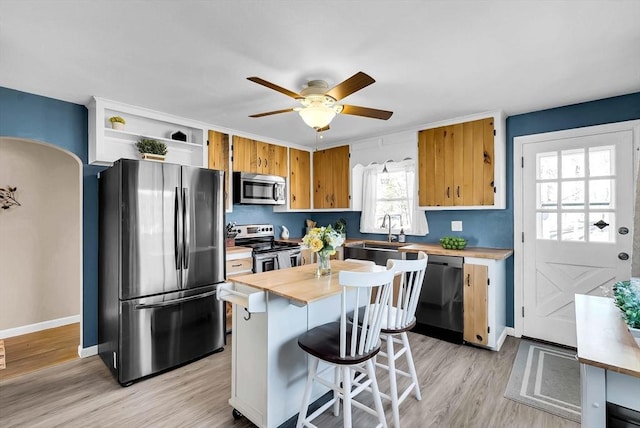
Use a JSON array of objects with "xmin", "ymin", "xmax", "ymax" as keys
[{"xmin": 247, "ymin": 72, "xmax": 393, "ymax": 132}]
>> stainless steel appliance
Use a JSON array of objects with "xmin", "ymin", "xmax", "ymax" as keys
[
  {"xmin": 233, "ymin": 172, "xmax": 286, "ymax": 205},
  {"xmin": 232, "ymin": 224, "xmax": 301, "ymax": 272},
  {"xmin": 98, "ymin": 159, "xmax": 226, "ymax": 386},
  {"xmin": 413, "ymin": 255, "xmax": 464, "ymax": 344}
]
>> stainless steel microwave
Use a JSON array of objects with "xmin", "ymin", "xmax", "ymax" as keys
[{"xmin": 233, "ymin": 172, "xmax": 286, "ymax": 205}]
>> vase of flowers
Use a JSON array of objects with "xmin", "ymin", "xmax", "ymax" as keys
[
  {"xmin": 302, "ymin": 225, "xmax": 345, "ymax": 277},
  {"xmin": 613, "ymin": 279, "xmax": 640, "ymax": 347}
]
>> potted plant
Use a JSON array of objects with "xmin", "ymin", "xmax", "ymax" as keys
[
  {"xmin": 109, "ymin": 116, "xmax": 126, "ymax": 130},
  {"xmin": 135, "ymin": 138, "xmax": 168, "ymax": 161},
  {"xmin": 613, "ymin": 280, "xmax": 640, "ymax": 346},
  {"xmin": 334, "ymin": 218, "xmax": 347, "ymax": 239}
]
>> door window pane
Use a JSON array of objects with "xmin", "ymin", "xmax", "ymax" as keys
[
  {"xmin": 537, "ymin": 152, "xmax": 558, "ymax": 179},
  {"xmin": 537, "ymin": 212, "xmax": 558, "ymax": 240},
  {"xmin": 561, "ymin": 181, "xmax": 584, "ymax": 209},
  {"xmin": 561, "ymin": 149, "xmax": 585, "ymax": 178},
  {"xmin": 589, "ymin": 179, "xmax": 613, "ymax": 209},
  {"xmin": 537, "ymin": 182, "xmax": 557, "ymax": 208},
  {"xmin": 589, "ymin": 145, "xmax": 614, "ymax": 177},
  {"xmin": 589, "ymin": 213, "xmax": 615, "ymax": 243},
  {"xmin": 561, "ymin": 213, "xmax": 585, "ymax": 241}
]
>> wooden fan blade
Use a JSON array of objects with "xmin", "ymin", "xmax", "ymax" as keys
[
  {"xmin": 316, "ymin": 125, "xmax": 330, "ymax": 132},
  {"xmin": 341, "ymin": 105, "xmax": 393, "ymax": 120},
  {"xmin": 325, "ymin": 72, "xmax": 375, "ymax": 101},
  {"xmin": 249, "ymin": 108, "xmax": 295, "ymax": 118},
  {"xmin": 247, "ymin": 77, "xmax": 300, "ymax": 99}
]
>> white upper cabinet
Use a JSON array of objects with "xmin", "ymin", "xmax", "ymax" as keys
[{"xmin": 87, "ymin": 97, "xmax": 207, "ymax": 167}]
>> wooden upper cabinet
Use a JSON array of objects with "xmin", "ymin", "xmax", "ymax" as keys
[
  {"xmin": 232, "ymin": 136, "xmax": 287, "ymax": 177},
  {"xmin": 289, "ymin": 148, "xmax": 311, "ymax": 209},
  {"xmin": 232, "ymin": 136, "xmax": 256, "ymax": 173},
  {"xmin": 418, "ymin": 117, "xmax": 494, "ymax": 207},
  {"xmin": 207, "ymin": 130, "xmax": 230, "ymax": 210},
  {"xmin": 313, "ymin": 145, "xmax": 349, "ymax": 209}
]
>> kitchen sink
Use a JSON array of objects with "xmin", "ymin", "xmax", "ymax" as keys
[{"xmin": 344, "ymin": 242, "xmax": 410, "ymax": 266}]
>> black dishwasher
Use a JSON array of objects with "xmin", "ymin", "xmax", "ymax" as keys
[{"xmin": 413, "ymin": 255, "xmax": 464, "ymax": 344}]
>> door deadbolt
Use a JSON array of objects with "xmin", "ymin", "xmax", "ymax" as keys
[
  {"xmin": 618, "ymin": 227, "xmax": 629, "ymax": 235},
  {"xmin": 618, "ymin": 252, "xmax": 629, "ymax": 261}
]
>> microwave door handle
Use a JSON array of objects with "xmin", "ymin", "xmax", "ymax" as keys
[
  {"xmin": 273, "ymin": 183, "xmax": 278, "ymax": 201},
  {"xmin": 174, "ymin": 187, "xmax": 183, "ymax": 271},
  {"xmin": 182, "ymin": 188, "xmax": 190, "ymax": 270}
]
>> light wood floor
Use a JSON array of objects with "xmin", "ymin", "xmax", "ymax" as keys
[
  {"xmin": 0, "ymin": 334, "xmax": 579, "ymax": 428},
  {"xmin": 0, "ymin": 323, "xmax": 79, "ymax": 381}
]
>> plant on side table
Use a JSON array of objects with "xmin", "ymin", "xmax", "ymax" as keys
[
  {"xmin": 135, "ymin": 138, "xmax": 168, "ymax": 162},
  {"xmin": 613, "ymin": 279, "xmax": 640, "ymax": 346}
]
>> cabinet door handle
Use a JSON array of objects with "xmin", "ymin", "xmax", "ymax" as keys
[
  {"xmin": 457, "ymin": 186, "xmax": 460, "ymax": 198},
  {"xmin": 265, "ymin": 159, "xmax": 268, "ymax": 167},
  {"xmin": 447, "ymin": 187, "xmax": 450, "ymax": 198},
  {"xmin": 467, "ymin": 274, "xmax": 471, "ymax": 286},
  {"xmin": 231, "ymin": 263, "xmax": 242, "ymax": 267}
]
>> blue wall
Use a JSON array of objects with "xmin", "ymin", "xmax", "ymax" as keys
[
  {"xmin": 0, "ymin": 86, "xmax": 102, "ymax": 347},
  {"xmin": 3, "ymin": 85, "xmax": 639, "ymax": 346}
]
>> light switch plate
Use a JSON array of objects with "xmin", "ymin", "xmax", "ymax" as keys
[{"xmin": 451, "ymin": 221, "xmax": 463, "ymax": 231}]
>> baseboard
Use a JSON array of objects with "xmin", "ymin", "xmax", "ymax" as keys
[
  {"xmin": 78, "ymin": 344, "xmax": 97, "ymax": 358},
  {"xmin": 505, "ymin": 327, "xmax": 517, "ymax": 337},
  {"xmin": 0, "ymin": 315, "xmax": 80, "ymax": 339},
  {"xmin": 496, "ymin": 328, "xmax": 510, "ymax": 351}
]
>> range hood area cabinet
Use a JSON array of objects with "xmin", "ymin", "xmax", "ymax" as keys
[
  {"xmin": 288, "ymin": 148, "xmax": 311, "ymax": 210},
  {"xmin": 232, "ymin": 136, "xmax": 287, "ymax": 177},
  {"xmin": 87, "ymin": 97, "xmax": 207, "ymax": 167},
  {"xmin": 417, "ymin": 111, "xmax": 506, "ymax": 210}
]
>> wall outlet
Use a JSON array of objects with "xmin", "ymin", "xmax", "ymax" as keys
[{"xmin": 451, "ymin": 221, "xmax": 463, "ymax": 231}]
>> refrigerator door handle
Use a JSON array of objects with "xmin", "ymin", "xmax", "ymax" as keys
[
  {"xmin": 174, "ymin": 186, "xmax": 183, "ymax": 270},
  {"xmin": 134, "ymin": 290, "xmax": 217, "ymax": 310},
  {"xmin": 182, "ymin": 187, "xmax": 190, "ymax": 270}
]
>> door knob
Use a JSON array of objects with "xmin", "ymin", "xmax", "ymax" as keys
[{"xmin": 618, "ymin": 252, "xmax": 629, "ymax": 261}]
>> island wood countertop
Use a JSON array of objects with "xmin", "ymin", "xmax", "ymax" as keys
[
  {"xmin": 575, "ymin": 294, "xmax": 640, "ymax": 378},
  {"xmin": 229, "ymin": 260, "xmax": 383, "ymax": 306}
]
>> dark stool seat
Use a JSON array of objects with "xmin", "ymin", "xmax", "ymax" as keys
[{"xmin": 298, "ymin": 322, "xmax": 381, "ymax": 365}]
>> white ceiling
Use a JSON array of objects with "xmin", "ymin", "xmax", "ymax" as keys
[{"xmin": 1, "ymin": 1, "xmax": 639, "ymax": 148}]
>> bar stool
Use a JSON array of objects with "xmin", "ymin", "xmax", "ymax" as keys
[
  {"xmin": 296, "ymin": 269, "xmax": 395, "ymax": 428},
  {"xmin": 378, "ymin": 252, "xmax": 428, "ymax": 428}
]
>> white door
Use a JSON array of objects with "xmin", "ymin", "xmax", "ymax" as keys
[{"xmin": 520, "ymin": 126, "xmax": 635, "ymax": 347}]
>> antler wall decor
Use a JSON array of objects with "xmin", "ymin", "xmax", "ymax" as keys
[{"xmin": 0, "ymin": 186, "xmax": 21, "ymax": 210}]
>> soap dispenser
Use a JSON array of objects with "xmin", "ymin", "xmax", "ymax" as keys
[
  {"xmin": 398, "ymin": 228, "xmax": 406, "ymax": 243},
  {"xmin": 281, "ymin": 225, "xmax": 290, "ymax": 240}
]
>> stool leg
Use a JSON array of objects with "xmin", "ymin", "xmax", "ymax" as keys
[
  {"xmin": 401, "ymin": 332, "xmax": 421, "ymax": 401},
  {"xmin": 387, "ymin": 333, "xmax": 400, "ymax": 428},
  {"xmin": 297, "ymin": 357, "xmax": 319, "ymax": 428},
  {"xmin": 367, "ymin": 358, "xmax": 388, "ymax": 428},
  {"xmin": 333, "ymin": 366, "xmax": 340, "ymax": 416},
  {"xmin": 342, "ymin": 366, "xmax": 353, "ymax": 428}
]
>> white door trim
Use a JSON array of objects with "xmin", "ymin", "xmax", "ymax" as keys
[{"xmin": 513, "ymin": 120, "xmax": 640, "ymax": 339}]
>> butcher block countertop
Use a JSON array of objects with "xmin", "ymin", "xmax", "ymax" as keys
[
  {"xmin": 277, "ymin": 238, "xmax": 513, "ymax": 260},
  {"xmin": 226, "ymin": 246, "xmax": 252, "ymax": 255},
  {"xmin": 575, "ymin": 294, "xmax": 640, "ymax": 378},
  {"xmin": 229, "ymin": 260, "xmax": 383, "ymax": 306}
]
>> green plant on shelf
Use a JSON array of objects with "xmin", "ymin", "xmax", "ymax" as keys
[
  {"xmin": 135, "ymin": 138, "xmax": 167, "ymax": 155},
  {"xmin": 108, "ymin": 116, "xmax": 126, "ymax": 124}
]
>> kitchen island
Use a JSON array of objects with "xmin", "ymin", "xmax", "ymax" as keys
[
  {"xmin": 576, "ymin": 294, "xmax": 640, "ymax": 427},
  {"xmin": 217, "ymin": 260, "xmax": 384, "ymax": 428}
]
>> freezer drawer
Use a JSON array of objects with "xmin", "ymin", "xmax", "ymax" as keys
[{"xmin": 118, "ymin": 285, "xmax": 224, "ymax": 385}]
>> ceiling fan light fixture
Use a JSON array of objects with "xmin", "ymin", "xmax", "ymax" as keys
[{"xmin": 298, "ymin": 105, "xmax": 337, "ymax": 129}]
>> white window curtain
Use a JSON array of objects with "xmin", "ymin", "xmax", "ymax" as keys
[{"xmin": 359, "ymin": 159, "xmax": 428, "ymax": 235}]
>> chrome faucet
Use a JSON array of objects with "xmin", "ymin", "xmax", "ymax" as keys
[{"xmin": 381, "ymin": 213, "xmax": 396, "ymax": 243}]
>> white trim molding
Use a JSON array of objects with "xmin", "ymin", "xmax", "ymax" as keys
[
  {"xmin": 78, "ymin": 345, "xmax": 98, "ymax": 358},
  {"xmin": 0, "ymin": 315, "xmax": 80, "ymax": 339}
]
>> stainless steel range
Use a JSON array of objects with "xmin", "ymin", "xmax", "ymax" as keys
[{"xmin": 232, "ymin": 224, "xmax": 301, "ymax": 273}]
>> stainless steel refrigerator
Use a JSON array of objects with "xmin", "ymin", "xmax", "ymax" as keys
[{"xmin": 98, "ymin": 159, "xmax": 226, "ymax": 385}]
